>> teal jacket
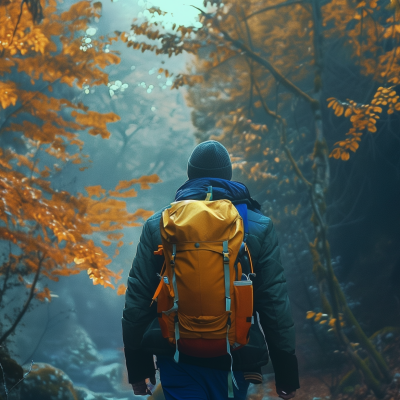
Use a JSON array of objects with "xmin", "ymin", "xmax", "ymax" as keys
[{"xmin": 122, "ymin": 178, "xmax": 299, "ymax": 391}]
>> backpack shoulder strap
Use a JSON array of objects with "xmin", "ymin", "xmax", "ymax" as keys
[
  {"xmin": 235, "ymin": 203, "xmax": 255, "ymax": 276},
  {"xmin": 235, "ymin": 203, "xmax": 248, "ymax": 236}
]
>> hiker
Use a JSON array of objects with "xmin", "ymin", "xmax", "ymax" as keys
[{"xmin": 122, "ymin": 140, "xmax": 300, "ymax": 400}]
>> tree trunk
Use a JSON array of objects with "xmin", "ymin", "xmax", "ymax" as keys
[{"xmin": 309, "ymin": 0, "xmax": 391, "ymax": 394}]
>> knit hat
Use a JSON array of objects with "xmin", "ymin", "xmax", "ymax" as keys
[{"xmin": 187, "ymin": 140, "xmax": 232, "ymax": 180}]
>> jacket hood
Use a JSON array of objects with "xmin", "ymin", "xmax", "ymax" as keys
[{"xmin": 175, "ymin": 178, "xmax": 261, "ymax": 211}]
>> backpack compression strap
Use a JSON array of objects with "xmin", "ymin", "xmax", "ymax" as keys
[
  {"xmin": 223, "ymin": 240, "xmax": 231, "ymax": 312},
  {"xmin": 168, "ymin": 244, "xmax": 180, "ymax": 363},
  {"xmin": 223, "ymin": 240, "xmax": 238, "ymax": 397}
]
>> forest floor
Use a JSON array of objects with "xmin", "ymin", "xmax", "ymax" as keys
[{"xmin": 247, "ymin": 333, "xmax": 400, "ymax": 400}]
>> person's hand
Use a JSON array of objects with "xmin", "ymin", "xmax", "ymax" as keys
[
  {"xmin": 132, "ymin": 376, "xmax": 156, "ymax": 396},
  {"xmin": 277, "ymin": 387, "xmax": 296, "ymax": 399}
]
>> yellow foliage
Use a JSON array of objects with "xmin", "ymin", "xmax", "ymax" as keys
[
  {"xmin": 115, "ymin": 174, "xmax": 161, "ymax": 191},
  {"xmin": 306, "ymin": 311, "xmax": 316, "ymax": 319},
  {"xmin": 86, "ymin": 185, "xmax": 106, "ymax": 198},
  {"xmin": 107, "ymin": 232, "xmax": 124, "ymax": 241},
  {"xmin": 0, "ymin": 0, "xmax": 158, "ymax": 303},
  {"xmin": 117, "ymin": 284, "xmax": 127, "ymax": 296},
  {"xmin": 314, "ymin": 312, "xmax": 323, "ymax": 322},
  {"xmin": 36, "ymin": 287, "xmax": 52, "ymax": 302},
  {"xmin": 71, "ymin": 111, "xmax": 120, "ymax": 139},
  {"xmin": 328, "ymin": 87, "xmax": 394, "ymax": 160},
  {"xmin": 0, "ymin": 82, "xmax": 18, "ymax": 109}
]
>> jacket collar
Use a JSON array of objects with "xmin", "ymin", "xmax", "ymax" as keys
[{"xmin": 175, "ymin": 178, "xmax": 261, "ymax": 211}]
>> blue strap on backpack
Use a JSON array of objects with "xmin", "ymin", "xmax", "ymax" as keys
[{"xmin": 235, "ymin": 203, "xmax": 248, "ymax": 235}]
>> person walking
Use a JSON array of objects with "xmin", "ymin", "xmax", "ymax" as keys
[{"xmin": 122, "ymin": 140, "xmax": 300, "ymax": 400}]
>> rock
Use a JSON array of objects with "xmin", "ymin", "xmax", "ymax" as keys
[
  {"xmin": 74, "ymin": 386, "xmax": 133, "ymax": 400},
  {"xmin": 97, "ymin": 348, "xmax": 122, "ymax": 365},
  {"xmin": 86, "ymin": 362, "xmax": 134, "ymax": 394},
  {"xmin": 40, "ymin": 325, "xmax": 101, "ymax": 384},
  {"xmin": 20, "ymin": 363, "xmax": 77, "ymax": 400},
  {"xmin": 0, "ymin": 347, "xmax": 23, "ymax": 400},
  {"xmin": 86, "ymin": 363, "xmax": 121, "ymax": 393},
  {"xmin": 385, "ymin": 332, "xmax": 394, "ymax": 340}
]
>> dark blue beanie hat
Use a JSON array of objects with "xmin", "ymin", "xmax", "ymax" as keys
[{"xmin": 187, "ymin": 140, "xmax": 232, "ymax": 180}]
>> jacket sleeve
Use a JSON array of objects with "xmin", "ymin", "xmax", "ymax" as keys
[
  {"xmin": 253, "ymin": 219, "xmax": 300, "ymax": 392},
  {"xmin": 122, "ymin": 219, "xmax": 161, "ymax": 384}
]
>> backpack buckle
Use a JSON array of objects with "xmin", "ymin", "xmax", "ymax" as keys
[{"xmin": 223, "ymin": 252, "xmax": 229, "ymax": 263}]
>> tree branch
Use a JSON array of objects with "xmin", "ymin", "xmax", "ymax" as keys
[
  {"xmin": 0, "ymin": 263, "xmax": 12, "ymax": 309},
  {"xmin": 244, "ymin": 0, "xmax": 306, "ymax": 20},
  {"xmin": 252, "ymin": 75, "xmax": 312, "ymax": 187},
  {"xmin": 0, "ymin": 79, "xmax": 61, "ymax": 134},
  {"xmin": 0, "ymin": 254, "xmax": 44, "ymax": 346},
  {"xmin": 0, "ymin": 244, "xmax": 13, "ymax": 308},
  {"xmin": 216, "ymin": 29, "xmax": 319, "ymax": 108}
]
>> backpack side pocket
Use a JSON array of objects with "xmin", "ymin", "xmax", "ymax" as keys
[
  {"xmin": 157, "ymin": 279, "xmax": 174, "ymax": 338},
  {"xmin": 234, "ymin": 280, "xmax": 253, "ymax": 345}
]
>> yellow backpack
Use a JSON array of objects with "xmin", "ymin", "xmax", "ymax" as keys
[{"xmin": 151, "ymin": 194, "xmax": 254, "ymax": 397}]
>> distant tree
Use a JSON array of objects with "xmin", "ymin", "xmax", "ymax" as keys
[
  {"xmin": 119, "ymin": 0, "xmax": 398, "ymax": 395},
  {"xmin": 0, "ymin": 0, "xmax": 159, "ymax": 347}
]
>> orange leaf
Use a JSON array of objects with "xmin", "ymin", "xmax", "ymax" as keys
[
  {"xmin": 86, "ymin": 185, "xmax": 106, "ymax": 197},
  {"xmin": 107, "ymin": 232, "xmax": 124, "ymax": 240},
  {"xmin": 117, "ymin": 284, "xmax": 127, "ymax": 295},
  {"xmin": 341, "ymin": 151, "xmax": 350, "ymax": 161},
  {"xmin": 334, "ymin": 105, "xmax": 344, "ymax": 116},
  {"xmin": 349, "ymin": 141, "xmax": 359, "ymax": 152},
  {"xmin": 329, "ymin": 148, "xmax": 341, "ymax": 159},
  {"xmin": 306, "ymin": 311, "xmax": 316, "ymax": 319}
]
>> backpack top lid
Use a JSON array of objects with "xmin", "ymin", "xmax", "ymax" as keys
[{"xmin": 161, "ymin": 199, "xmax": 243, "ymax": 244}]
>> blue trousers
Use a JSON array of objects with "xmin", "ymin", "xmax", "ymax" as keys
[{"xmin": 157, "ymin": 356, "xmax": 250, "ymax": 400}]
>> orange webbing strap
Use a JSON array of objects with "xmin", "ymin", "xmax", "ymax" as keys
[
  {"xmin": 154, "ymin": 245, "xmax": 164, "ymax": 256},
  {"xmin": 150, "ymin": 260, "xmax": 166, "ymax": 306},
  {"xmin": 159, "ymin": 260, "xmax": 166, "ymax": 276},
  {"xmin": 244, "ymin": 243, "xmax": 254, "ymax": 274}
]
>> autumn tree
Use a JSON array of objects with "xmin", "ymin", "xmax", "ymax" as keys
[
  {"xmin": 0, "ymin": 0, "xmax": 160, "ymax": 351},
  {"xmin": 118, "ymin": 0, "xmax": 400, "ymax": 395}
]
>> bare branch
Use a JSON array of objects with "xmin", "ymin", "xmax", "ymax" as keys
[
  {"xmin": 0, "ymin": 358, "xmax": 35, "ymax": 399},
  {"xmin": 216, "ymin": 29, "xmax": 319, "ymax": 108},
  {"xmin": 251, "ymin": 73, "xmax": 312, "ymax": 187},
  {"xmin": 244, "ymin": 0, "xmax": 306, "ymax": 20},
  {"xmin": 0, "ymin": 262, "xmax": 12, "ymax": 308},
  {"xmin": 0, "ymin": 254, "xmax": 44, "ymax": 346}
]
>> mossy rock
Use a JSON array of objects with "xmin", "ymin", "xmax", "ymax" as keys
[
  {"xmin": 0, "ymin": 349, "xmax": 23, "ymax": 385},
  {"xmin": 342, "ymin": 386, "xmax": 355, "ymax": 394},
  {"xmin": 20, "ymin": 363, "xmax": 78, "ymax": 400}
]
